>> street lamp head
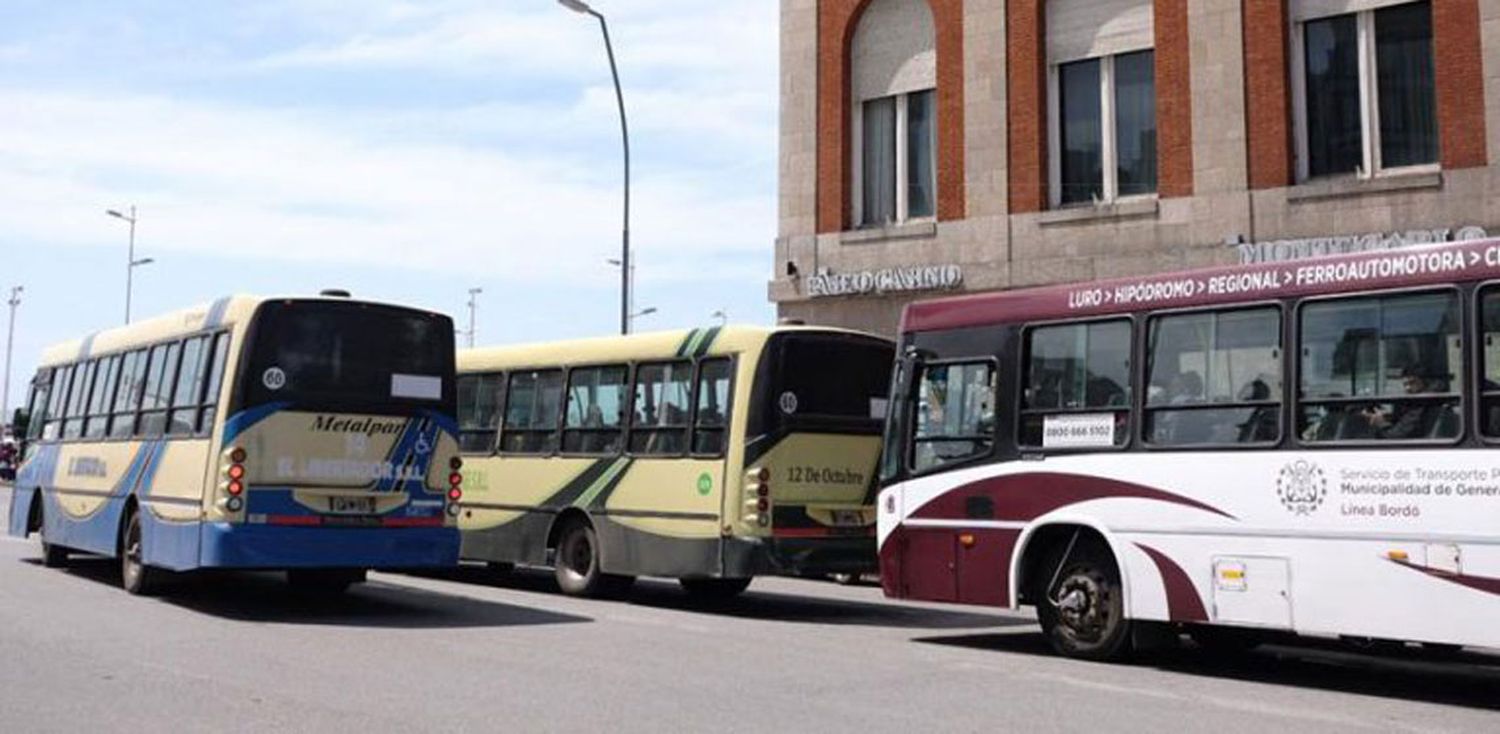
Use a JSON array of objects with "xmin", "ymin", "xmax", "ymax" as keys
[
  {"xmin": 132, "ymin": 257, "xmax": 155, "ymax": 267},
  {"xmin": 557, "ymin": 0, "xmax": 594, "ymax": 14},
  {"xmin": 636, "ymin": 307, "xmax": 657, "ymax": 317},
  {"xmin": 106, "ymin": 209, "xmax": 124, "ymax": 219},
  {"xmin": 606, "ymin": 258, "xmax": 622, "ymax": 267}
]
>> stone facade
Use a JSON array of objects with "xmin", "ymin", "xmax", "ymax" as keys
[{"xmin": 773, "ymin": 0, "xmax": 1499, "ymax": 337}]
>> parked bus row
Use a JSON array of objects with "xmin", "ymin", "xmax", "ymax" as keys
[{"xmin": 10, "ymin": 238, "xmax": 1500, "ymax": 662}]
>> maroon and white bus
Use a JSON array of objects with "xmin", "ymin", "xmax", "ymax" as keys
[{"xmin": 877, "ymin": 239, "xmax": 1500, "ymax": 660}]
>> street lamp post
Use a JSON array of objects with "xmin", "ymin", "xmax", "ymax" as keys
[
  {"xmin": 2, "ymin": 286, "xmax": 21, "ymax": 427},
  {"xmin": 606, "ymin": 257, "xmax": 636, "ymax": 325},
  {"xmin": 106, "ymin": 206, "xmax": 153, "ymax": 324},
  {"xmin": 711, "ymin": 309, "xmax": 728, "ymax": 326},
  {"xmin": 465, "ymin": 287, "xmax": 483, "ymax": 348},
  {"xmin": 559, "ymin": 0, "xmax": 630, "ymax": 335}
]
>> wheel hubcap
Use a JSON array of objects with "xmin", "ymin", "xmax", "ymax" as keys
[
  {"xmin": 564, "ymin": 532, "xmax": 592, "ymax": 578},
  {"xmin": 1055, "ymin": 573, "xmax": 1108, "ymax": 642}
]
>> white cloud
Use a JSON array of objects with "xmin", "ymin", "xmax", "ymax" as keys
[{"xmin": 0, "ymin": 89, "xmax": 771, "ymax": 286}]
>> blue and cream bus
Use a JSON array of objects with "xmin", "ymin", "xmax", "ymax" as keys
[{"xmin": 7, "ymin": 294, "xmax": 463, "ymax": 594}]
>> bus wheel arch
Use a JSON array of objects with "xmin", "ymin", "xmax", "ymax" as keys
[
  {"xmin": 118, "ymin": 499, "xmax": 163, "ymax": 596},
  {"xmin": 33, "ymin": 492, "xmax": 68, "ymax": 568},
  {"xmin": 25, "ymin": 488, "xmax": 43, "ymax": 535},
  {"xmin": 1015, "ymin": 522, "xmax": 1133, "ymax": 661},
  {"xmin": 548, "ymin": 509, "xmax": 633, "ymax": 598}
]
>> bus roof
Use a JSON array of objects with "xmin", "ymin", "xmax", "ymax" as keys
[
  {"xmin": 37, "ymin": 294, "xmax": 443, "ymax": 368},
  {"xmin": 459, "ymin": 324, "xmax": 887, "ymax": 372},
  {"xmin": 902, "ymin": 238, "xmax": 1500, "ymax": 334}
]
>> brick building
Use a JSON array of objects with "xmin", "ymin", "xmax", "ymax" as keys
[{"xmin": 771, "ymin": 0, "xmax": 1500, "ymax": 335}]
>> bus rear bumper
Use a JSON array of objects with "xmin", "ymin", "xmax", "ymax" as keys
[
  {"xmin": 724, "ymin": 535, "xmax": 877, "ymax": 577},
  {"xmin": 199, "ymin": 522, "xmax": 460, "ymax": 569}
]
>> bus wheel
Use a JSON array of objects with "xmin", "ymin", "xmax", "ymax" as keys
[
  {"xmin": 120, "ymin": 509, "xmax": 162, "ymax": 596},
  {"xmin": 679, "ymin": 577, "xmax": 752, "ymax": 600},
  {"xmin": 554, "ymin": 520, "xmax": 629, "ymax": 598},
  {"xmin": 287, "ymin": 569, "xmax": 364, "ymax": 595},
  {"xmin": 1035, "ymin": 541, "xmax": 1131, "ymax": 661},
  {"xmin": 36, "ymin": 504, "xmax": 69, "ymax": 568}
]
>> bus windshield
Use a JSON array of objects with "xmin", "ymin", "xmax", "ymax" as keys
[
  {"xmin": 239, "ymin": 300, "xmax": 454, "ymax": 411},
  {"xmin": 765, "ymin": 332, "xmax": 893, "ymax": 433}
]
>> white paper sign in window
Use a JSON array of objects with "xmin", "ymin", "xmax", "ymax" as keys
[
  {"xmin": 1042, "ymin": 413, "xmax": 1116, "ymax": 449},
  {"xmin": 392, "ymin": 374, "xmax": 442, "ymax": 400}
]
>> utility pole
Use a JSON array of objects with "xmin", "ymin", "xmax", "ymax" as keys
[
  {"xmin": 2, "ymin": 286, "xmax": 20, "ymax": 427},
  {"xmin": 107, "ymin": 206, "xmax": 153, "ymax": 324},
  {"xmin": 465, "ymin": 287, "xmax": 483, "ymax": 348}
]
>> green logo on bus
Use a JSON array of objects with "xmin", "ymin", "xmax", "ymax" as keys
[{"xmin": 696, "ymin": 473, "xmax": 713, "ymax": 496}]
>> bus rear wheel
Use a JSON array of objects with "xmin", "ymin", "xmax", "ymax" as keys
[
  {"xmin": 1035, "ymin": 540, "xmax": 1131, "ymax": 661},
  {"xmin": 679, "ymin": 577, "xmax": 752, "ymax": 600},
  {"xmin": 120, "ymin": 509, "xmax": 163, "ymax": 596},
  {"xmin": 554, "ymin": 520, "xmax": 632, "ymax": 598},
  {"xmin": 36, "ymin": 503, "xmax": 69, "ymax": 568}
]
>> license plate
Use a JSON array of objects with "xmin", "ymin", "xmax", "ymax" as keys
[
  {"xmin": 328, "ymin": 496, "xmax": 377, "ymax": 514},
  {"xmin": 829, "ymin": 510, "xmax": 865, "ymax": 527}
]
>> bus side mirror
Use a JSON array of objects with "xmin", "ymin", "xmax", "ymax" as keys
[{"xmin": 10, "ymin": 409, "xmax": 27, "ymax": 439}]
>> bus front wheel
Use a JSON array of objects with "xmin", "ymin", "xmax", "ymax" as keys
[
  {"xmin": 120, "ymin": 509, "xmax": 163, "ymax": 596},
  {"xmin": 1035, "ymin": 540, "xmax": 1131, "ymax": 661},
  {"xmin": 554, "ymin": 520, "xmax": 632, "ymax": 598},
  {"xmin": 679, "ymin": 577, "xmax": 752, "ymax": 600}
]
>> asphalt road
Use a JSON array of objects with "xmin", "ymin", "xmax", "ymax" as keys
[{"xmin": 2, "ymin": 487, "xmax": 1498, "ymax": 733}]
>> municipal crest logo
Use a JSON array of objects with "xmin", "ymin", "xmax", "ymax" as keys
[{"xmin": 1276, "ymin": 459, "xmax": 1327, "ymax": 516}]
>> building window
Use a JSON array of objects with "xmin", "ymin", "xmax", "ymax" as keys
[
  {"xmin": 1296, "ymin": 1, "xmax": 1436, "ymax": 180},
  {"xmin": 1053, "ymin": 50, "xmax": 1156, "ymax": 207},
  {"xmin": 858, "ymin": 89, "xmax": 935, "ymax": 226}
]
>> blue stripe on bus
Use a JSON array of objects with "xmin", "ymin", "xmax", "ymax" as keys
[
  {"xmin": 204, "ymin": 296, "xmax": 232, "ymax": 329},
  {"xmin": 135, "ymin": 441, "xmax": 169, "ymax": 497},
  {"xmin": 222, "ymin": 402, "xmax": 291, "ymax": 444},
  {"xmin": 421, "ymin": 409, "xmax": 460, "ymax": 437},
  {"xmin": 198, "ymin": 522, "xmax": 458, "ymax": 569}
]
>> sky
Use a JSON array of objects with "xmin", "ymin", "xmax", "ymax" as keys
[{"xmin": 0, "ymin": 0, "xmax": 780, "ymax": 417}]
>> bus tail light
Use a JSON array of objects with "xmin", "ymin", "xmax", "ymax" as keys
[
  {"xmin": 745, "ymin": 467, "xmax": 772, "ymax": 528},
  {"xmin": 220, "ymin": 447, "xmax": 248, "ymax": 510}
]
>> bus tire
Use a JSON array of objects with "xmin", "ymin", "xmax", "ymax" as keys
[
  {"xmin": 37, "ymin": 503, "xmax": 69, "ymax": 568},
  {"xmin": 554, "ymin": 519, "xmax": 609, "ymax": 598},
  {"xmin": 1034, "ymin": 540, "xmax": 1131, "ymax": 662},
  {"xmin": 287, "ymin": 569, "xmax": 364, "ymax": 595},
  {"xmin": 120, "ymin": 508, "xmax": 163, "ymax": 596},
  {"xmin": 679, "ymin": 577, "xmax": 752, "ymax": 600}
]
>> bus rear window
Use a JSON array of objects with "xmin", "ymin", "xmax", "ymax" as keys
[
  {"xmin": 769, "ymin": 333, "xmax": 894, "ymax": 429},
  {"xmin": 240, "ymin": 301, "xmax": 454, "ymax": 410}
]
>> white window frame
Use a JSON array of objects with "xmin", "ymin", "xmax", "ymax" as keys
[
  {"xmin": 1048, "ymin": 52, "xmax": 1157, "ymax": 209},
  {"xmin": 1290, "ymin": 2, "xmax": 1441, "ymax": 182},
  {"xmin": 852, "ymin": 89, "xmax": 938, "ymax": 228}
]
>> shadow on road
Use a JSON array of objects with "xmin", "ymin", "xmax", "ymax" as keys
[
  {"xmin": 915, "ymin": 629, "xmax": 1500, "ymax": 711},
  {"xmin": 35, "ymin": 557, "xmax": 592, "ymax": 630},
  {"xmin": 417, "ymin": 565, "xmax": 1023, "ymax": 631}
]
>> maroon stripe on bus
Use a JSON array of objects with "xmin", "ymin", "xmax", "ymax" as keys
[
  {"xmin": 266, "ymin": 514, "xmax": 321, "ymax": 527},
  {"xmin": 381, "ymin": 516, "xmax": 445, "ymax": 528},
  {"xmin": 902, "ymin": 239, "xmax": 1500, "ymax": 334},
  {"xmin": 908, "ymin": 472, "xmax": 1235, "ymax": 522},
  {"xmin": 1135, "ymin": 543, "xmax": 1208, "ymax": 622},
  {"xmin": 1388, "ymin": 558, "xmax": 1500, "ymax": 596}
]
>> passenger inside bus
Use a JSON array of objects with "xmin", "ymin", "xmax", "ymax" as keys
[{"xmin": 1358, "ymin": 364, "xmax": 1455, "ymax": 439}]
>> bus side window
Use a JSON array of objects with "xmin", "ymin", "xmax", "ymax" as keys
[
  {"xmin": 62, "ymin": 360, "xmax": 97, "ymax": 440},
  {"xmin": 138, "ymin": 342, "xmax": 181, "ymax": 437},
  {"xmin": 109, "ymin": 349, "xmax": 147, "ymax": 439},
  {"xmin": 911, "ymin": 361, "xmax": 996, "ymax": 473},
  {"xmin": 563, "ymin": 365, "xmax": 628, "ymax": 455},
  {"xmin": 501, "ymin": 370, "xmax": 563, "ymax": 455},
  {"xmin": 1480, "ymin": 288, "xmax": 1500, "ymax": 439},
  {"xmin": 83, "ymin": 356, "xmax": 120, "ymax": 440},
  {"xmin": 27, "ymin": 369, "xmax": 53, "ymax": 441},
  {"xmin": 1144, "ymin": 307, "xmax": 1282, "ymax": 447},
  {"xmin": 630, "ymin": 361, "xmax": 691, "ymax": 456},
  {"xmin": 1298, "ymin": 291, "xmax": 1459, "ymax": 443},
  {"xmin": 43, "ymin": 364, "xmax": 73, "ymax": 441},
  {"xmin": 1020, "ymin": 320, "xmax": 1132, "ymax": 449},
  {"xmin": 691, "ymin": 358, "xmax": 732, "ymax": 456},
  {"xmin": 457, "ymin": 372, "xmax": 505, "ymax": 454},
  {"xmin": 198, "ymin": 333, "xmax": 230, "ymax": 434},
  {"xmin": 168, "ymin": 337, "xmax": 209, "ymax": 437}
]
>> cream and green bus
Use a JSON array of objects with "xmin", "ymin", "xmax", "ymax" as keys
[
  {"xmin": 455, "ymin": 325, "xmax": 894, "ymax": 598},
  {"xmin": 7, "ymin": 294, "xmax": 463, "ymax": 594}
]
